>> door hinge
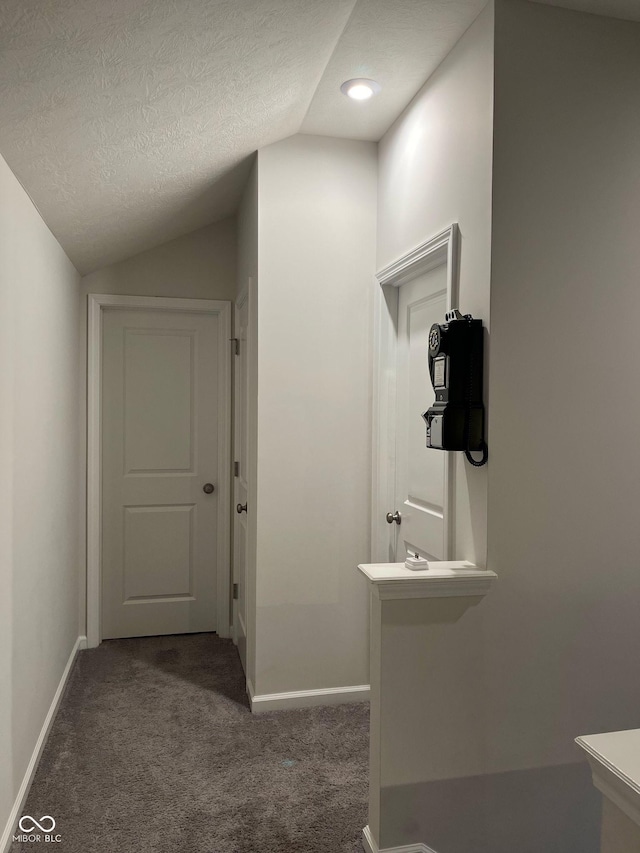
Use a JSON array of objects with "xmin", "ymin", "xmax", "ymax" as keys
[
  {"xmin": 233, "ymin": 583, "xmax": 239, "ymax": 600},
  {"xmin": 230, "ymin": 337, "xmax": 240, "ymax": 355},
  {"xmin": 234, "ymin": 461, "xmax": 239, "ymax": 477}
]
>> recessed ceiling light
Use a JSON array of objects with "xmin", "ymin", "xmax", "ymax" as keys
[{"xmin": 340, "ymin": 78, "xmax": 381, "ymax": 101}]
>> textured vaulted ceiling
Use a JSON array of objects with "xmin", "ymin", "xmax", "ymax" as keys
[
  {"xmin": 0, "ymin": 0, "xmax": 488, "ymax": 273},
  {"xmin": 1, "ymin": 0, "xmax": 637, "ymax": 273},
  {"xmin": 301, "ymin": 0, "xmax": 486, "ymax": 141},
  {"xmin": 0, "ymin": 0, "xmax": 358, "ymax": 272}
]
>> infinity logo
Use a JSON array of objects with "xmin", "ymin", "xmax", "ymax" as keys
[{"xmin": 19, "ymin": 815, "xmax": 56, "ymax": 833}]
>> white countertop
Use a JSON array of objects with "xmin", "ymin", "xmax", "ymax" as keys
[
  {"xmin": 357, "ymin": 561, "xmax": 497, "ymax": 600},
  {"xmin": 577, "ymin": 729, "xmax": 640, "ymax": 826}
]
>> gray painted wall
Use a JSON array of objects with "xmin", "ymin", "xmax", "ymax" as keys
[
  {"xmin": 81, "ymin": 217, "xmax": 236, "ymax": 301},
  {"xmin": 253, "ymin": 134, "xmax": 377, "ymax": 697},
  {"xmin": 374, "ymin": 2, "xmax": 638, "ymax": 849},
  {"xmin": 486, "ymin": 1, "xmax": 640, "ymax": 849},
  {"xmin": 378, "ymin": 2, "xmax": 493, "ymax": 570},
  {"xmin": 0, "ymin": 153, "xmax": 82, "ymax": 845}
]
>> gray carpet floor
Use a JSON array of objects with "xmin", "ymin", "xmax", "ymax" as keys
[{"xmin": 12, "ymin": 634, "xmax": 369, "ymax": 853}]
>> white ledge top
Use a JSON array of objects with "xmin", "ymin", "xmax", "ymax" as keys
[
  {"xmin": 357, "ymin": 561, "xmax": 497, "ymax": 600},
  {"xmin": 576, "ymin": 730, "xmax": 640, "ymax": 826}
]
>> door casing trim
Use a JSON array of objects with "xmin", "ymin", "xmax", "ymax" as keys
[
  {"xmin": 371, "ymin": 224, "xmax": 459, "ymax": 563},
  {"xmin": 232, "ymin": 284, "xmax": 248, "ymax": 658},
  {"xmin": 87, "ymin": 294, "xmax": 232, "ymax": 648}
]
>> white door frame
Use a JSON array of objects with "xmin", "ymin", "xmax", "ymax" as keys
[
  {"xmin": 232, "ymin": 283, "xmax": 248, "ymax": 650},
  {"xmin": 371, "ymin": 224, "xmax": 459, "ymax": 563},
  {"xmin": 87, "ymin": 294, "xmax": 232, "ymax": 648}
]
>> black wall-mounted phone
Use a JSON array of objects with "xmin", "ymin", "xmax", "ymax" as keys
[{"xmin": 422, "ymin": 309, "xmax": 488, "ymax": 467}]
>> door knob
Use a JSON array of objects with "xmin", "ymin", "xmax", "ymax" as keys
[
  {"xmin": 386, "ymin": 511, "xmax": 401, "ymax": 525},
  {"xmin": 203, "ymin": 483, "xmax": 215, "ymax": 494},
  {"xmin": 236, "ymin": 503, "xmax": 247, "ymax": 514}
]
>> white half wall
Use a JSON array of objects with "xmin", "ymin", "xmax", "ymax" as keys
[
  {"xmin": 0, "ymin": 153, "xmax": 82, "ymax": 841},
  {"xmin": 253, "ymin": 134, "xmax": 377, "ymax": 697}
]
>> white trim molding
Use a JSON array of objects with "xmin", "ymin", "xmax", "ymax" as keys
[
  {"xmin": 86, "ymin": 294, "xmax": 232, "ymax": 647},
  {"xmin": 358, "ymin": 561, "xmax": 497, "ymax": 601},
  {"xmin": 376, "ymin": 225, "xmax": 459, "ymax": 291},
  {"xmin": 371, "ymin": 224, "xmax": 459, "ymax": 565},
  {"xmin": 362, "ymin": 825, "xmax": 436, "ymax": 853},
  {"xmin": 577, "ymin": 730, "xmax": 640, "ymax": 828},
  {"xmin": 248, "ymin": 682, "xmax": 370, "ymax": 713},
  {"xmin": 1, "ymin": 635, "xmax": 87, "ymax": 853}
]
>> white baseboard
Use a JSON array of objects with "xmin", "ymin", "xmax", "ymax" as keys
[
  {"xmin": 246, "ymin": 677, "xmax": 256, "ymax": 705},
  {"xmin": 247, "ymin": 681, "xmax": 370, "ymax": 713},
  {"xmin": 1, "ymin": 635, "xmax": 87, "ymax": 853},
  {"xmin": 362, "ymin": 824, "xmax": 436, "ymax": 853}
]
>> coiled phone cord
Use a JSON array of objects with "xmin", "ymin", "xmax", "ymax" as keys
[
  {"xmin": 462, "ymin": 314, "xmax": 488, "ymax": 467},
  {"xmin": 465, "ymin": 442, "xmax": 488, "ymax": 467}
]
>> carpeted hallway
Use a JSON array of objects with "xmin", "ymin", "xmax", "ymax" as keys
[{"xmin": 12, "ymin": 634, "xmax": 369, "ymax": 853}]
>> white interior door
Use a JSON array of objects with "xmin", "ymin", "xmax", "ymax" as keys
[
  {"xmin": 392, "ymin": 265, "xmax": 449, "ymax": 561},
  {"xmin": 233, "ymin": 290, "xmax": 249, "ymax": 672},
  {"xmin": 101, "ymin": 307, "xmax": 223, "ymax": 639}
]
